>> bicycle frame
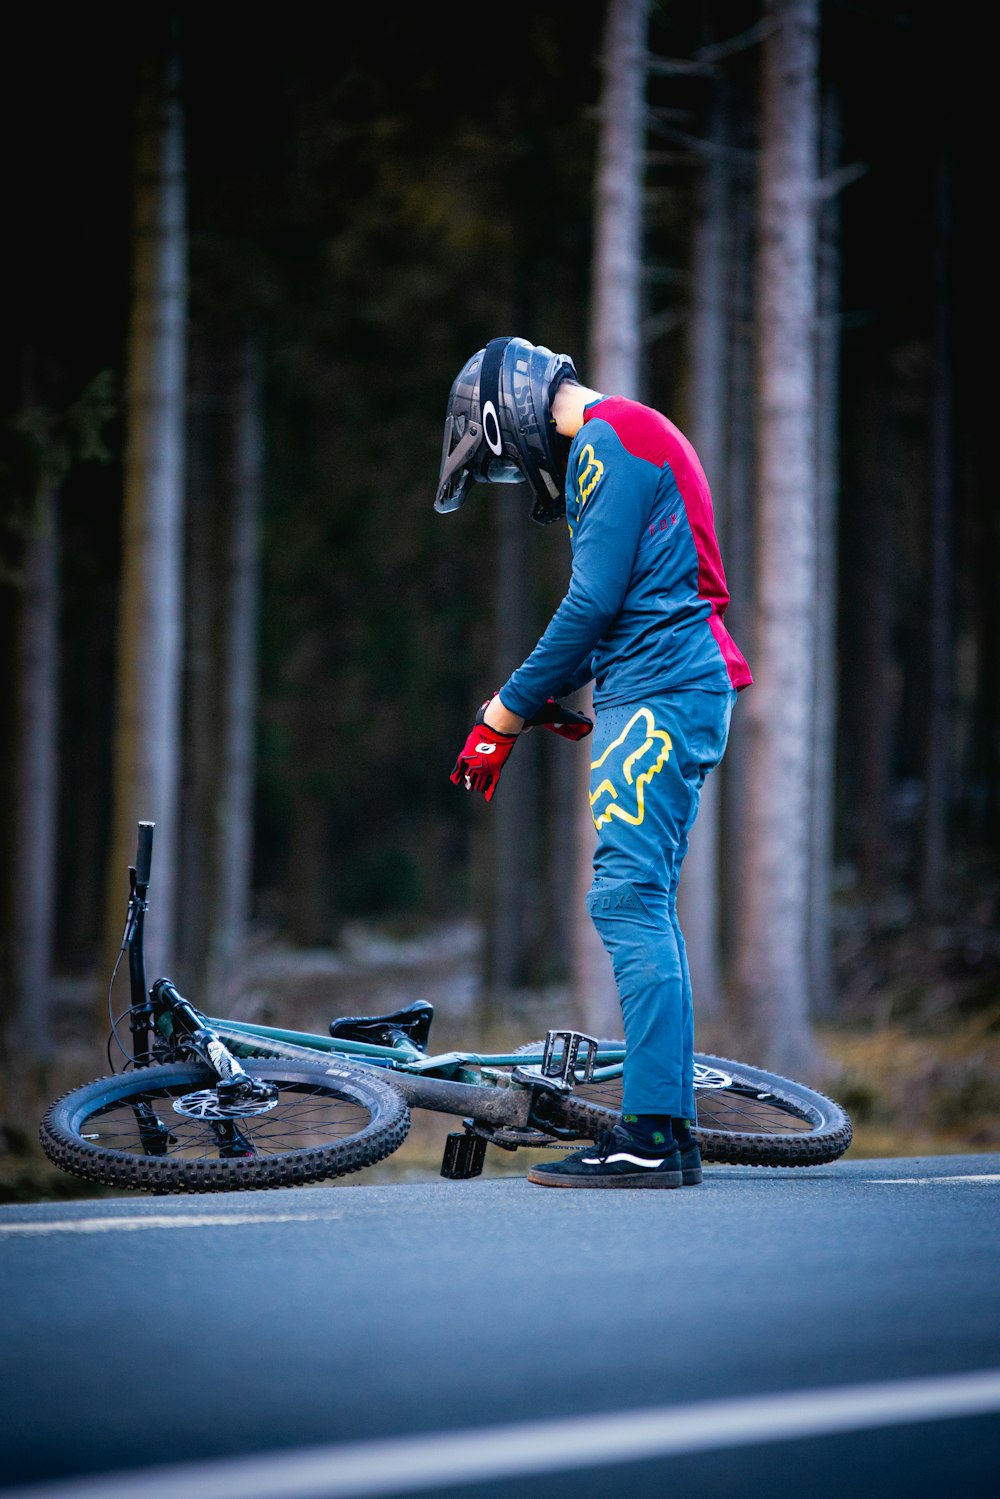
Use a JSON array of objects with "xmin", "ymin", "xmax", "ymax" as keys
[
  {"xmin": 208, "ymin": 1016, "xmax": 626, "ymax": 1082},
  {"xmin": 206, "ymin": 1017, "xmax": 624, "ymax": 1134}
]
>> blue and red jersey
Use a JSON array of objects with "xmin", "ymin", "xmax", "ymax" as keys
[{"xmin": 500, "ymin": 395, "xmax": 752, "ymax": 717}]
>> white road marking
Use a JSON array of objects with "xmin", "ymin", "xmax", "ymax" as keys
[
  {"xmin": 0, "ymin": 1212, "xmax": 342, "ymax": 1236},
  {"xmin": 6, "ymin": 1368, "xmax": 1000, "ymax": 1498},
  {"xmin": 868, "ymin": 1175, "xmax": 1000, "ymax": 1185}
]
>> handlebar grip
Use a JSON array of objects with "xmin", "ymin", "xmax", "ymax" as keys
[{"xmin": 135, "ymin": 822, "xmax": 155, "ymax": 885}]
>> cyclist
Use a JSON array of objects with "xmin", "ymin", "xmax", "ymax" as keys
[{"xmin": 436, "ymin": 337, "xmax": 752, "ymax": 1188}]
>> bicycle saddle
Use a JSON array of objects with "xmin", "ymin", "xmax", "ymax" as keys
[{"xmin": 329, "ymin": 999, "xmax": 434, "ymax": 1052}]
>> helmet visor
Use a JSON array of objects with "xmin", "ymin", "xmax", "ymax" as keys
[{"xmin": 434, "ymin": 413, "xmax": 483, "ymax": 513}]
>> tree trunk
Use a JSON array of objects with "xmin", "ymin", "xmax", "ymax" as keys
[
  {"xmin": 808, "ymin": 88, "xmax": 844, "ymax": 1018},
  {"xmin": 716, "ymin": 122, "xmax": 757, "ymax": 978},
  {"xmin": 855, "ymin": 381, "xmax": 895, "ymax": 899},
  {"xmin": 572, "ymin": 0, "xmax": 651, "ymax": 1035},
  {"xmin": 177, "ymin": 331, "xmax": 216, "ymax": 985},
  {"xmin": 919, "ymin": 153, "xmax": 954, "ymax": 917},
  {"xmin": 731, "ymin": 0, "xmax": 821, "ymax": 1078},
  {"xmin": 4, "ymin": 482, "xmax": 59, "ymax": 1109},
  {"xmin": 179, "ymin": 335, "xmax": 263, "ymax": 1004},
  {"xmin": 209, "ymin": 339, "xmax": 263, "ymax": 997},
  {"xmin": 105, "ymin": 47, "xmax": 187, "ymax": 992},
  {"xmin": 971, "ymin": 403, "xmax": 1000, "ymax": 851},
  {"xmin": 589, "ymin": 0, "xmax": 648, "ymax": 390}
]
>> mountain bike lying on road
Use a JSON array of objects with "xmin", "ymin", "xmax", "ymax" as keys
[{"xmin": 40, "ymin": 823, "xmax": 852, "ymax": 1193}]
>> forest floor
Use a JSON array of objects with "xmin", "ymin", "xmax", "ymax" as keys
[{"xmin": 3, "ymin": 894, "xmax": 999, "ymax": 1201}]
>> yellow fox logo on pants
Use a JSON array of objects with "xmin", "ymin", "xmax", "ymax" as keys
[{"xmin": 590, "ymin": 707, "xmax": 672, "ymax": 829}]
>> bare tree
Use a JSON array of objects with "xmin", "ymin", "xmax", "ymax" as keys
[
  {"xmin": 856, "ymin": 385, "xmax": 896, "ymax": 898},
  {"xmin": 919, "ymin": 151, "xmax": 954, "ymax": 917},
  {"xmin": 210, "ymin": 340, "xmax": 263, "ymax": 996},
  {"xmin": 104, "ymin": 44, "xmax": 187, "ymax": 990},
  {"xmin": 4, "ymin": 480, "xmax": 59, "ymax": 1108},
  {"xmin": 179, "ymin": 335, "xmax": 263, "ymax": 1003},
  {"xmin": 571, "ymin": 0, "xmax": 651, "ymax": 1034},
  {"xmin": 731, "ymin": 0, "xmax": 821, "ymax": 1077},
  {"xmin": 716, "ymin": 103, "xmax": 757, "ymax": 980},
  {"xmin": 809, "ymin": 88, "xmax": 848, "ymax": 1016},
  {"xmin": 2, "ymin": 363, "xmax": 117, "ymax": 1111}
]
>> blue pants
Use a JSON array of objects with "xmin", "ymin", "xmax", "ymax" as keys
[{"xmin": 585, "ymin": 689, "xmax": 736, "ymax": 1118}]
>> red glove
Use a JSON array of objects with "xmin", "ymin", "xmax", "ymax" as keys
[
  {"xmin": 524, "ymin": 697, "xmax": 594, "ymax": 741},
  {"xmin": 450, "ymin": 721, "xmax": 518, "ymax": 802}
]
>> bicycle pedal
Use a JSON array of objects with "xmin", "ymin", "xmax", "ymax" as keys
[
  {"xmin": 440, "ymin": 1131, "xmax": 487, "ymax": 1180},
  {"xmin": 542, "ymin": 1029, "xmax": 599, "ymax": 1085}
]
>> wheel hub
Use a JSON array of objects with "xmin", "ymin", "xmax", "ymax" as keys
[
  {"xmin": 692, "ymin": 1062, "xmax": 733, "ymax": 1090},
  {"xmin": 172, "ymin": 1088, "xmax": 280, "ymax": 1120}
]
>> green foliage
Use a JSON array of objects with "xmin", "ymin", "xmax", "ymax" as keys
[{"xmin": 0, "ymin": 371, "xmax": 118, "ymax": 585}]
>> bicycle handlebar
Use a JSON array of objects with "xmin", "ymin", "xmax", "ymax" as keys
[{"xmin": 135, "ymin": 822, "xmax": 155, "ymax": 887}]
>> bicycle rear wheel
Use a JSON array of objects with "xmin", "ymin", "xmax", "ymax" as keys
[
  {"xmin": 40, "ymin": 1059, "xmax": 409, "ymax": 1193},
  {"xmin": 514, "ymin": 1041, "xmax": 852, "ymax": 1167}
]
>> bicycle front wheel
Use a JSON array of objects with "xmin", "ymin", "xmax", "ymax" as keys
[
  {"xmin": 40, "ymin": 1059, "xmax": 410, "ymax": 1193},
  {"xmin": 514, "ymin": 1041, "xmax": 852, "ymax": 1167}
]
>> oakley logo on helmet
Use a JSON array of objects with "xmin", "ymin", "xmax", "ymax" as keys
[
  {"xmin": 482, "ymin": 400, "xmax": 503, "ymax": 455},
  {"xmin": 434, "ymin": 336, "xmax": 579, "ymax": 526}
]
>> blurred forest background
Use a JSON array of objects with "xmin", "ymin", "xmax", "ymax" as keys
[{"xmin": 1, "ymin": 1, "xmax": 997, "ymax": 1194}]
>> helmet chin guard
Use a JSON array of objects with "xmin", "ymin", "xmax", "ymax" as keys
[{"xmin": 434, "ymin": 336, "xmax": 578, "ymax": 525}]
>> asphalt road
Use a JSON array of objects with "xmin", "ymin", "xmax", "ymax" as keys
[{"xmin": 1, "ymin": 1154, "xmax": 998, "ymax": 1498}]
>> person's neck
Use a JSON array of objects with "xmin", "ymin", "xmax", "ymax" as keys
[{"xmin": 551, "ymin": 381, "xmax": 604, "ymax": 438}]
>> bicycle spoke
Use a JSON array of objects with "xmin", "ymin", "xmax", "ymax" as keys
[
  {"xmin": 568, "ymin": 1075, "xmax": 814, "ymax": 1134},
  {"xmin": 81, "ymin": 1081, "xmax": 377, "ymax": 1160},
  {"xmin": 695, "ymin": 1091, "xmax": 812, "ymax": 1134}
]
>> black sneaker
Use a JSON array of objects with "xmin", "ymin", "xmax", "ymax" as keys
[
  {"xmin": 528, "ymin": 1125, "xmax": 694, "ymax": 1189},
  {"xmin": 677, "ymin": 1138, "xmax": 703, "ymax": 1186}
]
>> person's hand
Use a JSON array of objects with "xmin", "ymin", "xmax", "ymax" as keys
[
  {"xmin": 450, "ymin": 719, "xmax": 518, "ymax": 802},
  {"xmin": 524, "ymin": 697, "xmax": 593, "ymax": 741}
]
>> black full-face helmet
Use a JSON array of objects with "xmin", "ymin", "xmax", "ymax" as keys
[{"xmin": 434, "ymin": 336, "xmax": 579, "ymax": 526}]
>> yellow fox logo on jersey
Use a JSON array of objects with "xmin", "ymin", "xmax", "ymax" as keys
[
  {"xmin": 576, "ymin": 443, "xmax": 604, "ymax": 509},
  {"xmin": 590, "ymin": 707, "xmax": 672, "ymax": 829}
]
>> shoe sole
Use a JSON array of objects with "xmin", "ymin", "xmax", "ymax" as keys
[
  {"xmin": 527, "ymin": 1168, "xmax": 684, "ymax": 1188},
  {"xmin": 527, "ymin": 1165, "xmax": 703, "ymax": 1188}
]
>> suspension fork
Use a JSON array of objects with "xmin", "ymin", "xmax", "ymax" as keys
[
  {"xmin": 119, "ymin": 820, "xmax": 265, "ymax": 1103},
  {"xmin": 120, "ymin": 821, "xmax": 155, "ymax": 1067},
  {"xmin": 150, "ymin": 978, "xmax": 277, "ymax": 1106},
  {"xmin": 112, "ymin": 823, "xmax": 177, "ymax": 1153},
  {"xmin": 116, "ymin": 823, "xmax": 271, "ymax": 1161}
]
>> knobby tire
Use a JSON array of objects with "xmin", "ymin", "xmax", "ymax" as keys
[
  {"xmin": 39, "ymin": 1058, "xmax": 410, "ymax": 1193},
  {"xmin": 516, "ymin": 1042, "xmax": 852, "ymax": 1167}
]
